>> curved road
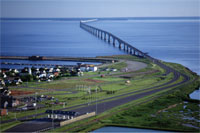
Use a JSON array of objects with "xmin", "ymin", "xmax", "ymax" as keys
[{"xmin": 3, "ymin": 21, "xmax": 192, "ymax": 132}]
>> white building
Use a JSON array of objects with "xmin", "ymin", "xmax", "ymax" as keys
[
  {"xmin": 89, "ymin": 66, "xmax": 98, "ymax": 72},
  {"xmin": 79, "ymin": 64, "xmax": 98, "ymax": 72}
]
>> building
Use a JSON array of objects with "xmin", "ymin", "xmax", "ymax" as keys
[
  {"xmin": 0, "ymin": 87, "xmax": 19, "ymax": 108},
  {"xmin": 28, "ymin": 56, "xmax": 43, "ymax": 60},
  {"xmin": 45, "ymin": 110, "xmax": 79, "ymax": 120},
  {"xmin": 79, "ymin": 64, "xmax": 98, "ymax": 72}
]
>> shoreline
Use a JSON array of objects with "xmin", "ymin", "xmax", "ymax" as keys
[{"xmin": 0, "ymin": 56, "xmax": 117, "ymax": 63}]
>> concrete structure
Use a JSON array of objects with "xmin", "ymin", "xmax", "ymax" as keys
[
  {"xmin": 60, "ymin": 112, "xmax": 96, "ymax": 126},
  {"xmin": 80, "ymin": 21, "xmax": 146, "ymax": 58}
]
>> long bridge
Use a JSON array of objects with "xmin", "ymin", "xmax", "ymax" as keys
[
  {"xmin": 3, "ymin": 20, "xmax": 193, "ymax": 133},
  {"xmin": 80, "ymin": 20, "xmax": 190, "ymax": 78},
  {"xmin": 80, "ymin": 21, "xmax": 146, "ymax": 58}
]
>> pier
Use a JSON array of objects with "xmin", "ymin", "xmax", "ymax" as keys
[
  {"xmin": 1, "ymin": 62, "xmax": 76, "ymax": 68},
  {"xmin": 0, "ymin": 56, "xmax": 116, "ymax": 63}
]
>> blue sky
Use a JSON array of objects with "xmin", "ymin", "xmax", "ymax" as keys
[{"xmin": 1, "ymin": 0, "xmax": 199, "ymax": 18}]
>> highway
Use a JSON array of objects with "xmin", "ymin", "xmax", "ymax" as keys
[
  {"xmin": 3, "ymin": 21, "xmax": 192, "ymax": 132},
  {"xmin": 3, "ymin": 56, "xmax": 191, "ymax": 132}
]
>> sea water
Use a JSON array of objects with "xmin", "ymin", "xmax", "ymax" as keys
[
  {"xmin": 1, "ymin": 18, "xmax": 199, "ymax": 74},
  {"xmin": 90, "ymin": 18, "xmax": 200, "ymax": 74},
  {"xmin": 0, "ymin": 20, "xmax": 123, "ymax": 57}
]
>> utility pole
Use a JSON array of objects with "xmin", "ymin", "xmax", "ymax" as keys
[
  {"xmin": 96, "ymin": 86, "xmax": 97, "ymax": 115},
  {"xmin": 15, "ymin": 112, "xmax": 17, "ymax": 121}
]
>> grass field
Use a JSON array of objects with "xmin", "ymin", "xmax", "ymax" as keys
[
  {"xmin": 49, "ymin": 56, "xmax": 199, "ymax": 132},
  {"xmin": 1, "ymin": 55, "xmax": 199, "ymax": 132}
]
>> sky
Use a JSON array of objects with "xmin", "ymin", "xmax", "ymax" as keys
[{"xmin": 0, "ymin": 0, "xmax": 199, "ymax": 18}]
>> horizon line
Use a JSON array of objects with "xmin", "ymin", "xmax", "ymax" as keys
[{"xmin": 1, "ymin": 16, "xmax": 200, "ymax": 20}]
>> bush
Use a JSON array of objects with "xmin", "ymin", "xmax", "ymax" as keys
[
  {"xmin": 20, "ymin": 74, "xmax": 33, "ymax": 81},
  {"xmin": 106, "ymin": 90, "xmax": 116, "ymax": 94}
]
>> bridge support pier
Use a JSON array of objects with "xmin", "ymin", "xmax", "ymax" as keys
[
  {"xmin": 80, "ymin": 22, "xmax": 146, "ymax": 59},
  {"xmin": 133, "ymin": 50, "xmax": 136, "ymax": 55},
  {"xmin": 119, "ymin": 43, "xmax": 122, "ymax": 49},
  {"xmin": 113, "ymin": 38, "xmax": 115, "ymax": 46},
  {"xmin": 108, "ymin": 36, "xmax": 110, "ymax": 43},
  {"xmin": 126, "ymin": 46, "xmax": 129, "ymax": 53},
  {"xmin": 130, "ymin": 49, "xmax": 133, "ymax": 54},
  {"xmin": 124, "ymin": 45, "xmax": 126, "ymax": 51},
  {"xmin": 98, "ymin": 31, "xmax": 100, "ymax": 38}
]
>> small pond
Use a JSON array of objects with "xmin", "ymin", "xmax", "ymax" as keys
[
  {"xmin": 189, "ymin": 89, "xmax": 200, "ymax": 100},
  {"xmin": 93, "ymin": 126, "xmax": 170, "ymax": 132}
]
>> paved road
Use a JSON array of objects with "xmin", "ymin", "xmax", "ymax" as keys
[
  {"xmin": 121, "ymin": 60, "xmax": 147, "ymax": 72},
  {"xmin": 4, "ymin": 62, "xmax": 190, "ymax": 132},
  {"xmin": 3, "ymin": 24, "xmax": 192, "ymax": 132}
]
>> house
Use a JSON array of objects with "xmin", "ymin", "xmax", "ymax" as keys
[
  {"xmin": 11, "ymin": 69, "xmax": 19, "ymax": 74},
  {"xmin": 111, "ymin": 68, "xmax": 117, "ymax": 72},
  {"xmin": 4, "ymin": 79, "xmax": 12, "ymax": 86},
  {"xmin": 39, "ymin": 73, "xmax": 46, "ymax": 79},
  {"xmin": 0, "ymin": 95, "xmax": 13, "ymax": 108},
  {"xmin": 21, "ymin": 67, "xmax": 29, "ymax": 73},
  {"xmin": 4, "ymin": 77, "xmax": 23, "ymax": 86},
  {"xmin": 13, "ymin": 77, "xmax": 23, "ymax": 85},
  {"xmin": 48, "ymin": 68, "xmax": 54, "ymax": 73},
  {"xmin": 47, "ymin": 73, "xmax": 54, "ymax": 79},
  {"xmin": 0, "ymin": 109, "xmax": 8, "ymax": 116},
  {"xmin": 89, "ymin": 66, "xmax": 98, "ymax": 72},
  {"xmin": 79, "ymin": 64, "xmax": 98, "ymax": 72},
  {"xmin": 0, "ymin": 79, "xmax": 5, "ymax": 86},
  {"xmin": 54, "ymin": 72, "xmax": 59, "ymax": 77},
  {"xmin": 3, "ymin": 73, "xmax": 7, "ymax": 79},
  {"xmin": 0, "ymin": 87, "xmax": 16, "ymax": 109}
]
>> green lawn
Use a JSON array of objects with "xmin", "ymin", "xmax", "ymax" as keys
[{"xmin": 3, "ymin": 55, "xmax": 198, "ymax": 132}]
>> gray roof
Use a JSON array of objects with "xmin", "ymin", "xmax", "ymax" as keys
[{"xmin": 45, "ymin": 110, "xmax": 79, "ymax": 116}]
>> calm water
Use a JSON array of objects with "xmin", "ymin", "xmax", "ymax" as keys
[
  {"xmin": 0, "ymin": 59, "xmax": 100, "ymax": 69},
  {"xmin": 190, "ymin": 89, "xmax": 200, "ymax": 100},
  {"xmin": 93, "ymin": 126, "xmax": 169, "ymax": 132},
  {"xmin": 90, "ymin": 19, "xmax": 200, "ymax": 74},
  {"xmin": 1, "ymin": 20, "xmax": 123, "ymax": 57},
  {"xmin": 1, "ymin": 19, "xmax": 200, "ymax": 74}
]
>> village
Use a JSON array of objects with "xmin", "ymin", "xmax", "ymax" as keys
[
  {"xmin": 0, "ymin": 62, "xmax": 100, "ymax": 115},
  {"xmin": 0, "ymin": 59, "xmax": 121, "ymax": 116},
  {"xmin": 0, "ymin": 63, "xmax": 99, "ymax": 85}
]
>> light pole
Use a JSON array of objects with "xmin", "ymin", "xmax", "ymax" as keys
[
  {"xmin": 0, "ymin": 115, "xmax": 1, "ymax": 133},
  {"xmin": 35, "ymin": 92, "xmax": 38, "ymax": 118},
  {"xmin": 51, "ymin": 99, "xmax": 54, "ymax": 129}
]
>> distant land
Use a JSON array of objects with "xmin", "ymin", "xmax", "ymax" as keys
[{"xmin": 1, "ymin": 16, "xmax": 200, "ymax": 21}]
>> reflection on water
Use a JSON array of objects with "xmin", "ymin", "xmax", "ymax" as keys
[
  {"xmin": 189, "ymin": 89, "xmax": 200, "ymax": 100},
  {"xmin": 93, "ymin": 126, "xmax": 169, "ymax": 132}
]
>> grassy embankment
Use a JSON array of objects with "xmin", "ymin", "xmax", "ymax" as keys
[
  {"xmin": 81, "ymin": 64, "xmax": 199, "ymax": 132},
  {"xmin": 49, "ymin": 56, "xmax": 199, "ymax": 132},
  {"xmin": 2, "ymin": 55, "xmax": 199, "ymax": 132},
  {"xmin": 0, "ymin": 55, "xmax": 162, "ymax": 130}
]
